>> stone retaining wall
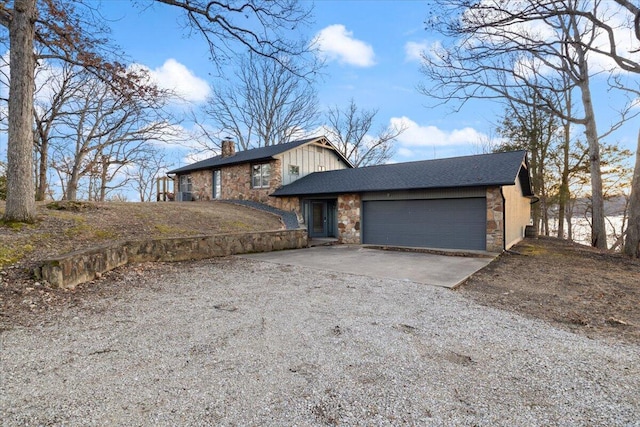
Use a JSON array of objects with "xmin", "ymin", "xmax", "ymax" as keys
[{"xmin": 35, "ymin": 229, "xmax": 308, "ymax": 290}]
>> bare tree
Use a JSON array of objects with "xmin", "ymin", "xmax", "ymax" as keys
[
  {"xmin": 420, "ymin": 0, "xmax": 640, "ymax": 249},
  {"xmin": 324, "ymin": 99, "xmax": 406, "ymax": 167},
  {"xmin": 48, "ymin": 67, "xmax": 176, "ymax": 201},
  {"xmin": 624, "ymin": 130, "xmax": 640, "ymax": 257},
  {"xmin": 152, "ymin": 0, "xmax": 315, "ymax": 76},
  {"xmin": 0, "ymin": 0, "xmax": 315, "ymax": 222},
  {"xmin": 199, "ymin": 51, "xmax": 319, "ymax": 150},
  {"xmin": 617, "ymin": 2, "xmax": 640, "ymax": 256},
  {"xmin": 128, "ymin": 146, "xmax": 172, "ymax": 202},
  {"xmin": 496, "ymin": 86, "xmax": 562, "ymax": 235},
  {"xmin": 32, "ymin": 62, "xmax": 85, "ymax": 201},
  {"xmin": 1, "ymin": 0, "xmax": 36, "ymax": 221}
]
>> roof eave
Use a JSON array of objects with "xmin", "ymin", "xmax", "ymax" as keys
[
  {"xmin": 272, "ymin": 182, "xmax": 517, "ymax": 197},
  {"xmin": 168, "ymin": 154, "xmax": 278, "ymax": 175}
]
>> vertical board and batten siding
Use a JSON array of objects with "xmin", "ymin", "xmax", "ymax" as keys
[
  {"xmin": 503, "ymin": 178, "xmax": 532, "ymax": 249},
  {"xmin": 279, "ymin": 144, "xmax": 348, "ymax": 186}
]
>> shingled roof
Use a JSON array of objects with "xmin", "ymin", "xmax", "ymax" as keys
[
  {"xmin": 168, "ymin": 136, "xmax": 351, "ymax": 174},
  {"xmin": 272, "ymin": 150, "xmax": 532, "ymax": 196}
]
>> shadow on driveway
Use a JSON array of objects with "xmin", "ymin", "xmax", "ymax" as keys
[{"xmin": 238, "ymin": 245, "xmax": 495, "ymax": 288}]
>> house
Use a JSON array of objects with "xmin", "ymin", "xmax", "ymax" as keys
[
  {"xmin": 169, "ymin": 137, "xmax": 535, "ymax": 253},
  {"xmin": 167, "ymin": 135, "xmax": 353, "ymax": 208}
]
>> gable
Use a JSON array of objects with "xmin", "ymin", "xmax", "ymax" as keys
[{"xmin": 279, "ymin": 142, "xmax": 350, "ymax": 186}]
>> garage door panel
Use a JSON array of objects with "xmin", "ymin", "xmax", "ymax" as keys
[{"xmin": 363, "ymin": 198, "xmax": 486, "ymax": 250}]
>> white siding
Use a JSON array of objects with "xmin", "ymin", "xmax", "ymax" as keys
[{"xmin": 278, "ymin": 144, "xmax": 349, "ymax": 185}]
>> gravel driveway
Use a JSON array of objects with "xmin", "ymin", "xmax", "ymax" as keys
[{"xmin": 2, "ymin": 257, "xmax": 639, "ymax": 426}]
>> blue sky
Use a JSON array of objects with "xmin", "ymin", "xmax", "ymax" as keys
[
  {"xmin": 96, "ymin": 0, "xmax": 509, "ymax": 165},
  {"xmin": 1, "ymin": 1, "xmax": 637, "ymax": 172}
]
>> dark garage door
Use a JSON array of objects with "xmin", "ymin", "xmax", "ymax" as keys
[{"xmin": 362, "ymin": 198, "xmax": 487, "ymax": 250}]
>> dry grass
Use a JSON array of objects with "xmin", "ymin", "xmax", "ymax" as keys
[
  {"xmin": 459, "ymin": 237, "xmax": 640, "ymax": 345},
  {"xmin": 0, "ymin": 200, "xmax": 283, "ymax": 270}
]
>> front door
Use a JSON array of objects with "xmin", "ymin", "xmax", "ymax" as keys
[{"xmin": 310, "ymin": 201, "xmax": 328, "ymax": 238}]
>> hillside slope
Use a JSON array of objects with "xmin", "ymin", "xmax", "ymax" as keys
[{"xmin": 0, "ymin": 200, "xmax": 283, "ymax": 273}]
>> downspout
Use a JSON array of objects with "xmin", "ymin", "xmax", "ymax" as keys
[{"xmin": 500, "ymin": 187, "xmax": 506, "ymax": 252}]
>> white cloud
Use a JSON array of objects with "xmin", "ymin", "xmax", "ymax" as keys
[
  {"xmin": 314, "ymin": 24, "xmax": 375, "ymax": 67},
  {"xmin": 397, "ymin": 147, "xmax": 415, "ymax": 157},
  {"xmin": 132, "ymin": 59, "xmax": 211, "ymax": 103},
  {"xmin": 390, "ymin": 116, "xmax": 489, "ymax": 147},
  {"xmin": 2, "ymin": 53, "xmax": 211, "ymax": 106},
  {"xmin": 404, "ymin": 41, "xmax": 428, "ymax": 62}
]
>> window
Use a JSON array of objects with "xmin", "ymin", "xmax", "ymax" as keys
[
  {"xmin": 179, "ymin": 175, "xmax": 192, "ymax": 193},
  {"xmin": 317, "ymin": 165, "xmax": 326, "ymax": 172},
  {"xmin": 251, "ymin": 163, "xmax": 271, "ymax": 188},
  {"xmin": 288, "ymin": 164, "xmax": 300, "ymax": 175},
  {"xmin": 213, "ymin": 170, "xmax": 221, "ymax": 199}
]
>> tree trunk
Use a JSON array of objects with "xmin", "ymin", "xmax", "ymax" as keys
[
  {"xmin": 529, "ymin": 149, "xmax": 541, "ymax": 232},
  {"xmin": 578, "ymin": 76, "xmax": 607, "ymax": 249},
  {"xmin": 65, "ymin": 163, "xmax": 81, "ymax": 201},
  {"xmin": 35, "ymin": 138, "xmax": 48, "ymax": 201},
  {"xmin": 4, "ymin": 0, "xmax": 37, "ymax": 222},
  {"xmin": 623, "ymin": 129, "xmax": 640, "ymax": 257},
  {"xmin": 99, "ymin": 155, "xmax": 108, "ymax": 202},
  {"xmin": 566, "ymin": 200, "xmax": 574, "ymax": 241},
  {"xmin": 557, "ymin": 110, "xmax": 571, "ymax": 239},
  {"xmin": 66, "ymin": 177, "xmax": 79, "ymax": 201}
]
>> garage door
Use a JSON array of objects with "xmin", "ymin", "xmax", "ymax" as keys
[{"xmin": 362, "ymin": 198, "xmax": 487, "ymax": 250}]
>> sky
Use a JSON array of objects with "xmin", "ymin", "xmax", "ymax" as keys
[
  {"xmin": 94, "ymin": 0, "xmax": 516, "ymax": 167},
  {"xmin": 1, "ymin": 0, "xmax": 638, "ymax": 178}
]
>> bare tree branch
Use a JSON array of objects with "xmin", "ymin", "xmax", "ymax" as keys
[
  {"xmin": 198, "ymin": 51, "xmax": 319, "ymax": 150},
  {"xmin": 152, "ymin": 0, "xmax": 318, "ymax": 78},
  {"xmin": 420, "ymin": 0, "xmax": 640, "ymax": 249},
  {"xmin": 324, "ymin": 99, "xmax": 406, "ymax": 167}
]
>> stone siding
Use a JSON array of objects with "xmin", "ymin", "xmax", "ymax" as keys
[
  {"xmin": 175, "ymin": 158, "xmax": 284, "ymax": 204},
  {"xmin": 219, "ymin": 159, "xmax": 282, "ymax": 204},
  {"xmin": 272, "ymin": 196, "xmax": 303, "ymax": 223},
  {"xmin": 337, "ymin": 193, "xmax": 361, "ymax": 244},
  {"xmin": 172, "ymin": 169, "xmax": 214, "ymax": 201},
  {"xmin": 35, "ymin": 228, "xmax": 308, "ymax": 289},
  {"xmin": 486, "ymin": 187, "xmax": 504, "ymax": 252},
  {"xmin": 191, "ymin": 169, "xmax": 214, "ymax": 201}
]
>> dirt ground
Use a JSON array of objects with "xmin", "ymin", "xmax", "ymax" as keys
[
  {"xmin": 0, "ymin": 200, "xmax": 283, "ymax": 329},
  {"xmin": 1, "ymin": 201, "xmax": 639, "ymax": 345},
  {"xmin": 458, "ymin": 237, "xmax": 640, "ymax": 345}
]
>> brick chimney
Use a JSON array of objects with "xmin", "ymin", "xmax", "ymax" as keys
[{"xmin": 221, "ymin": 138, "xmax": 236, "ymax": 158}]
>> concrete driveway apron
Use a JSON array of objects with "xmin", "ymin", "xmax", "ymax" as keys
[{"xmin": 238, "ymin": 245, "xmax": 495, "ymax": 288}]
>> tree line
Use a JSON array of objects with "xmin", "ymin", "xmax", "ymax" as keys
[
  {"xmin": 0, "ymin": 1, "xmax": 403, "ymax": 205},
  {"xmin": 419, "ymin": 0, "xmax": 640, "ymax": 257}
]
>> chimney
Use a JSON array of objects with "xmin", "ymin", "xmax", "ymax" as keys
[{"xmin": 221, "ymin": 138, "xmax": 236, "ymax": 158}]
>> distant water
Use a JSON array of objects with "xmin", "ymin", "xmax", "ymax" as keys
[{"xmin": 549, "ymin": 215, "xmax": 626, "ymax": 248}]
